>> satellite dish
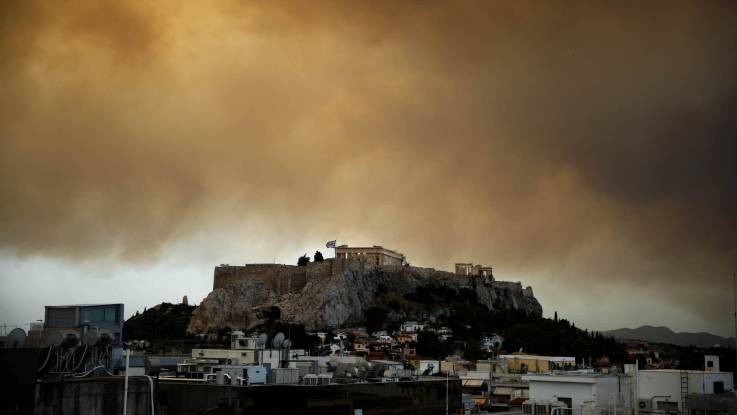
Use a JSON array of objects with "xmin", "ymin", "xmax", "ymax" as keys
[
  {"xmin": 98, "ymin": 331, "xmax": 113, "ymax": 345},
  {"xmin": 6, "ymin": 328, "xmax": 26, "ymax": 348},
  {"xmin": 272, "ymin": 332, "xmax": 285, "ymax": 348},
  {"xmin": 256, "ymin": 333, "xmax": 267, "ymax": 348},
  {"xmin": 63, "ymin": 333, "xmax": 80, "ymax": 348},
  {"xmin": 83, "ymin": 330, "xmax": 99, "ymax": 346},
  {"xmin": 329, "ymin": 344, "xmax": 340, "ymax": 355},
  {"xmin": 282, "ymin": 339, "xmax": 292, "ymax": 349},
  {"xmin": 45, "ymin": 331, "xmax": 64, "ymax": 347}
]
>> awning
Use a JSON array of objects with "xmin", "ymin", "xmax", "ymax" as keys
[
  {"xmin": 509, "ymin": 397, "xmax": 529, "ymax": 405},
  {"xmin": 462, "ymin": 379, "xmax": 486, "ymax": 387},
  {"xmin": 492, "ymin": 387, "xmax": 513, "ymax": 395}
]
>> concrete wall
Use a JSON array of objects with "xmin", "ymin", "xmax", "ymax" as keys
[
  {"xmin": 702, "ymin": 373, "xmax": 734, "ymax": 393},
  {"xmin": 1, "ymin": 348, "xmax": 43, "ymax": 415},
  {"xmin": 527, "ymin": 376, "xmax": 618, "ymax": 412},
  {"xmin": 505, "ymin": 356, "xmax": 551, "ymax": 373},
  {"xmin": 33, "ymin": 375, "xmax": 462, "ymax": 415},
  {"xmin": 687, "ymin": 393, "xmax": 737, "ymax": 415},
  {"xmin": 413, "ymin": 359, "xmax": 442, "ymax": 375},
  {"xmin": 192, "ymin": 348, "xmax": 257, "ymax": 365},
  {"xmin": 34, "ymin": 376, "xmax": 152, "ymax": 415},
  {"xmin": 528, "ymin": 378, "xmax": 595, "ymax": 410},
  {"xmin": 157, "ymin": 378, "xmax": 462, "ymax": 415},
  {"xmin": 638, "ymin": 370, "xmax": 735, "ymax": 411},
  {"xmin": 592, "ymin": 377, "xmax": 620, "ymax": 407}
]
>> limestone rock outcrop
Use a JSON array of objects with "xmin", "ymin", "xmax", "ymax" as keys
[{"xmin": 188, "ymin": 259, "xmax": 542, "ymax": 332}]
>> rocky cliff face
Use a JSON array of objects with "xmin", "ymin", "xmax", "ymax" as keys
[{"xmin": 188, "ymin": 259, "xmax": 542, "ymax": 332}]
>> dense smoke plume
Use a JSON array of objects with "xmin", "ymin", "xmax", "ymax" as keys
[{"xmin": 1, "ymin": 1, "xmax": 735, "ymax": 334}]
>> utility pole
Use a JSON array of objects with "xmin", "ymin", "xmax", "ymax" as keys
[
  {"xmin": 635, "ymin": 359, "xmax": 639, "ymax": 415},
  {"xmin": 123, "ymin": 349, "xmax": 130, "ymax": 415},
  {"xmin": 446, "ymin": 370, "xmax": 449, "ymax": 415}
]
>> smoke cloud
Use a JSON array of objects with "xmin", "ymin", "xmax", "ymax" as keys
[{"xmin": 1, "ymin": 1, "xmax": 735, "ymax": 334}]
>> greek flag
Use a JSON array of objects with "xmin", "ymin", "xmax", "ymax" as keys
[{"xmin": 326, "ymin": 240, "xmax": 337, "ymax": 248}]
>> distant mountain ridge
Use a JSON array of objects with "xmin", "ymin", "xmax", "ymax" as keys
[{"xmin": 603, "ymin": 325, "xmax": 735, "ymax": 348}]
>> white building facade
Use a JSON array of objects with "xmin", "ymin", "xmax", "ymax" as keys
[
  {"xmin": 523, "ymin": 374, "xmax": 620, "ymax": 414},
  {"xmin": 521, "ymin": 358, "xmax": 734, "ymax": 415},
  {"xmin": 637, "ymin": 369, "xmax": 734, "ymax": 413}
]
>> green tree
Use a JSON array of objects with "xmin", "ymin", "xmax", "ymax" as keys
[
  {"xmin": 417, "ymin": 330, "xmax": 450, "ymax": 359},
  {"xmin": 365, "ymin": 306, "xmax": 389, "ymax": 333}
]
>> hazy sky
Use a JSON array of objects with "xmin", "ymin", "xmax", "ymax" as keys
[{"xmin": 1, "ymin": 1, "xmax": 735, "ymax": 337}]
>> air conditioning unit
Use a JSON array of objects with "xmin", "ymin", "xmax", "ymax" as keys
[{"xmin": 638, "ymin": 399, "xmax": 652, "ymax": 411}]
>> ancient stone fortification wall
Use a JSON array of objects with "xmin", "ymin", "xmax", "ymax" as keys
[
  {"xmin": 213, "ymin": 259, "xmax": 515, "ymax": 295},
  {"xmin": 213, "ymin": 260, "xmax": 337, "ymax": 295},
  {"xmin": 193, "ymin": 258, "xmax": 543, "ymax": 332}
]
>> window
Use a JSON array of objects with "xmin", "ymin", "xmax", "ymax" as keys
[
  {"xmin": 707, "ymin": 361, "xmax": 714, "ymax": 368},
  {"xmin": 104, "ymin": 307, "xmax": 118, "ymax": 322},
  {"xmin": 91, "ymin": 308, "xmax": 105, "ymax": 322},
  {"xmin": 48, "ymin": 308, "xmax": 76, "ymax": 327},
  {"xmin": 557, "ymin": 397, "xmax": 572, "ymax": 409}
]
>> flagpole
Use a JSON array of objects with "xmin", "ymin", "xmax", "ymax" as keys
[{"xmin": 326, "ymin": 240, "xmax": 338, "ymax": 259}]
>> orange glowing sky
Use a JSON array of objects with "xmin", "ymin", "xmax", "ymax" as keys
[{"xmin": 1, "ymin": 1, "xmax": 736, "ymax": 336}]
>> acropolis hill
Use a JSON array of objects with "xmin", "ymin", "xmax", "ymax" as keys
[{"xmin": 188, "ymin": 246, "xmax": 542, "ymax": 333}]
